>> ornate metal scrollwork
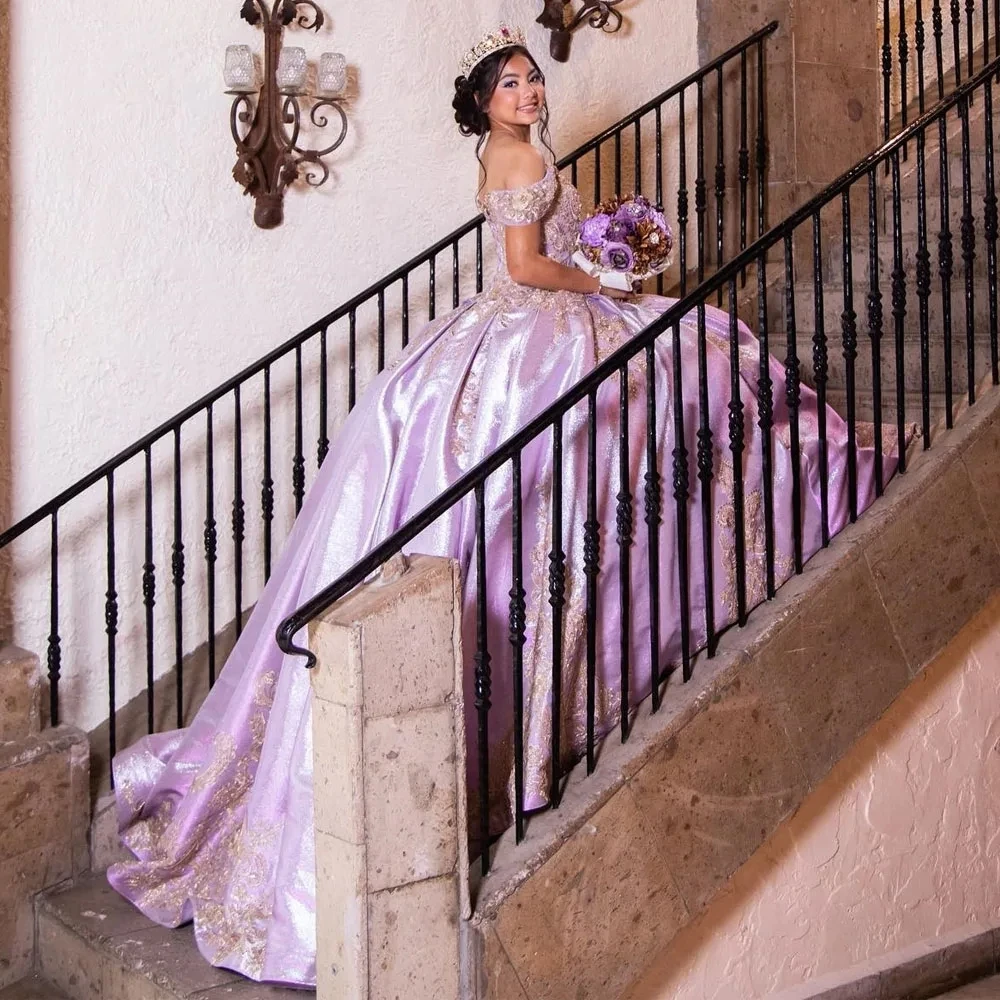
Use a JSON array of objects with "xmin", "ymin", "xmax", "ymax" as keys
[{"xmin": 536, "ymin": 0, "xmax": 625, "ymax": 63}]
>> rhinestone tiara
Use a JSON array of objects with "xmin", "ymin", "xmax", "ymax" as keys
[{"xmin": 459, "ymin": 24, "xmax": 527, "ymax": 79}]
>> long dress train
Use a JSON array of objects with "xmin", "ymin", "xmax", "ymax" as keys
[{"xmin": 108, "ymin": 163, "xmax": 899, "ymax": 986}]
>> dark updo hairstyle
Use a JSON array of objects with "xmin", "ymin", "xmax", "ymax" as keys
[{"xmin": 452, "ymin": 45, "xmax": 555, "ymax": 188}]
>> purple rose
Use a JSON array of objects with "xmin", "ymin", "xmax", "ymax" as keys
[
  {"xmin": 617, "ymin": 200, "xmax": 648, "ymax": 223},
  {"xmin": 580, "ymin": 213, "xmax": 612, "ymax": 247},
  {"xmin": 634, "ymin": 195, "xmax": 652, "ymax": 209},
  {"xmin": 600, "ymin": 242, "xmax": 635, "ymax": 272},
  {"xmin": 606, "ymin": 217, "xmax": 635, "ymax": 241}
]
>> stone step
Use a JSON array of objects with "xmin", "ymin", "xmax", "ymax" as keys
[
  {"xmin": 824, "ymin": 386, "xmax": 952, "ymax": 429},
  {"xmin": 939, "ymin": 974, "xmax": 1000, "ymax": 996},
  {"xmin": 37, "ymin": 875, "xmax": 309, "ymax": 1000},
  {"xmin": 0, "ymin": 974, "xmax": 70, "ymax": 1000},
  {"xmin": 0, "ymin": 645, "xmax": 43, "ymax": 741}
]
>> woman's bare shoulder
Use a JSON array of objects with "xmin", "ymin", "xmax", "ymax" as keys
[{"xmin": 481, "ymin": 142, "xmax": 547, "ymax": 193}]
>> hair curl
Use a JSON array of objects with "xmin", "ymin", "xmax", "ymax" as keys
[{"xmin": 452, "ymin": 45, "xmax": 555, "ymax": 191}]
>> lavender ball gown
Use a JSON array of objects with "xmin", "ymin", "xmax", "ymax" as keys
[{"xmin": 108, "ymin": 163, "xmax": 895, "ymax": 986}]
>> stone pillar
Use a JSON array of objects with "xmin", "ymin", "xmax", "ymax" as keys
[{"xmin": 309, "ymin": 554, "xmax": 470, "ymax": 1000}]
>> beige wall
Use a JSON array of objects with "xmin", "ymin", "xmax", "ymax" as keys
[
  {"xmin": 4, "ymin": 2, "xmax": 698, "ymax": 729},
  {"xmin": 627, "ymin": 589, "xmax": 1000, "ymax": 1000}
]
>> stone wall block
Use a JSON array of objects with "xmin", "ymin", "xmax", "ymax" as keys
[
  {"xmin": 315, "ymin": 831, "xmax": 368, "ymax": 1000},
  {"xmin": 0, "ymin": 645, "xmax": 41, "ymax": 741}
]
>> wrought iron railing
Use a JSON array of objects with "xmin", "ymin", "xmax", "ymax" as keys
[
  {"xmin": 278, "ymin": 55, "xmax": 1000, "ymax": 873},
  {"xmin": 0, "ymin": 24, "xmax": 777, "ymax": 778}
]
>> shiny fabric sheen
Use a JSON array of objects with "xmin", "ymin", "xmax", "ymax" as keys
[{"xmin": 108, "ymin": 163, "xmax": 896, "ymax": 986}]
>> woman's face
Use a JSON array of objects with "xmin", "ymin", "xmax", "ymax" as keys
[{"xmin": 486, "ymin": 53, "xmax": 545, "ymax": 131}]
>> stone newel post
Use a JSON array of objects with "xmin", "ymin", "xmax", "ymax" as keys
[{"xmin": 309, "ymin": 554, "xmax": 470, "ymax": 1000}]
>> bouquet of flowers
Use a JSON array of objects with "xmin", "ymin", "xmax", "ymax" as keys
[{"xmin": 572, "ymin": 194, "xmax": 675, "ymax": 292}]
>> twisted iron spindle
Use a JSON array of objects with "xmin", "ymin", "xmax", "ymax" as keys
[
  {"xmin": 891, "ymin": 152, "xmax": 909, "ymax": 471},
  {"xmin": 348, "ymin": 310, "xmax": 357, "ymax": 410},
  {"xmin": 916, "ymin": 0, "xmax": 927, "ymax": 114},
  {"xmin": 783, "ymin": 235, "xmax": 803, "ymax": 573},
  {"xmin": 715, "ymin": 64, "xmax": 726, "ymax": 298},
  {"xmin": 939, "ymin": 115, "xmax": 956, "ymax": 426},
  {"xmin": 614, "ymin": 129, "xmax": 622, "ymax": 196},
  {"xmin": 595, "ymin": 141, "xmax": 603, "ymax": 206},
  {"xmin": 452, "ymin": 240, "xmax": 460, "ymax": 310},
  {"xmin": 840, "ymin": 192, "xmax": 860, "ymax": 519},
  {"xmin": 867, "ymin": 171, "xmax": 887, "ymax": 495},
  {"xmin": 883, "ymin": 0, "xmax": 893, "ymax": 150},
  {"xmin": 378, "ymin": 290, "xmax": 386, "ymax": 374},
  {"xmin": 634, "ymin": 120, "xmax": 642, "ymax": 195},
  {"xmin": 318, "ymin": 328, "xmax": 330, "ymax": 466},
  {"xmin": 549, "ymin": 417, "xmax": 566, "ymax": 804},
  {"xmin": 670, "ymin": 319, "xmax": 693, "ymax": 681},
  {"xmin": 899, "ymin": 0, "xmax": 910, "ymax": 141},
  {"xmin": 696, "ymin": 305, "xmax": 716, "ymax": 652},
  {"xmin": 205, "ymin": 405, "xmax": 218, "ymax": 688},
  {"xmin": 812, "ymin": 213, "xmax": 831, "ymax": 544},
  {"xmin": 757, "ymin": 39, "xmax": 768, "ymax": 239},
  {"xmin": 678, "ymin": 90, "xmax": 690, "ymax": 296},
  {"xmin": 106, "ymin": 472, "xmax": 118, "ymax": 778},
  {"xmin": 584, "ymin": 391, "xmax": 601, "ymax": 768},
  {"xmin": 429, "ymin": 256, "xmax": 437, "ymax": 322},
  {"xmin": 172, "ymin": 427, "xmax": 185, "ymax": 729},
  {"xmin": 727, "ymin": 279, "xmax": 749, "ymax": 623},
  {"xmin": 293, "ymin": 346, "xmax": 305, "ymax": 515},
  {"xmin": 656, "ymin": 105, "xmax": 665, "ymax": 295},
  {"xmin": 143, "ymin": 446, "xmax": 156, "ymax": 732},
  {"xmin": 47, "ymin": 512, "xmax": 61, "ymax": 727},
  {"xmin": 757, "ymin": 255, "xmax": 777, "ymax": 597},
  {"xmin": 951, "ymin": 0, "xmax": 963, "ymax": 89},
  {"xmin": 985, "ymin": 77, "xmax": 1000, "ymax": 385},
  {"xmin": 476, "ymin": 224, "xmax": 484, "ymax": 295},
  {"xmin": 644, "ymin": 346, "xmax": 663, "ymax": 707},
  {"xmin": 696, "ymin": 79, "xmax": 708, "ymax": 284},
  {"xmin": 739, "ymin": 51, "xmax": 750, "ymax": 283},
  {"xmin": 402, "ymin": 273, "xmax": 410, "ymax": 349},
  {"xmin": 509, "ymin": 452, "xmax": 527, "ymax": 843},
  {"xmin": 933, "ymin": 0, "xmax": 946, "ymax": 99},
  {"xmin": 960, "ymin": 96, "xmax": 978, "ymax": 404},
  {"xmin": 965, "ymin": 0, "xmax": 974, "ymax": 79},
  {"xmin": 473, "ymin": 482, "xmax": 492, "ymax": 874},
  {"xmin": 262, "ymin": 367, "xmax": 274, "ymax": 581},
  {"xmin": 916, "ymin": 131, "xmax": 934, "ymax": 446},
  {"xmin": 232, "ymin": 386, "xmax": 245, "ymax": 639},
  {"xmin": 617, "ymin": 370, "xmax": 634, "ymax": 729}
]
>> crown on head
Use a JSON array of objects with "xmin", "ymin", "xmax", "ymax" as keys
[{"xmin": 459, "ymin": 24, "xmax": 527, "ymax": 79}]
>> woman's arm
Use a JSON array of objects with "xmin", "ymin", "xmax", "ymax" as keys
[{"xmin": 505, "ymin": 222, "xmax": 601, "ymax": 294}]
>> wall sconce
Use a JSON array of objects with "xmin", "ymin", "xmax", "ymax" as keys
[
  {"xmin": 225, "ymin": 0, "xmax": 349, "ymax": 229},
  {"xmin": 536, "ymin": 1, "xmax": 625, "ymax": 63}
]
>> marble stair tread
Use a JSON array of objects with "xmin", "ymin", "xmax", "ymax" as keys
[
  {"xmin": 939, "ymin": 975, "xmax": 1000, "ymax": 997},
  {"xmin": 37, "ymin": 874, "xmax": 311, "ymax": 999},
  {"xmin": 0, "ymin": 975, "xmax": 70, "ymax": 1000}
]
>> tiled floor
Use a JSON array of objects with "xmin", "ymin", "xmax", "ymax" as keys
[{"xmin": 942, "ymin": 976, "xmax": 1000, "ymax": 998}]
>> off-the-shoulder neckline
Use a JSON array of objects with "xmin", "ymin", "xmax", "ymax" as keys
[{"xmin": 478, "ymin": 164, "xmax": 556, "ymax": 206}]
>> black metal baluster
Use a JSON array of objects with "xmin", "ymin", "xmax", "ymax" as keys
[
  {"xmin": 584, "ymin": 391, "xmax": 600, "ymax": 769},
  {"xmin": 549, "ymin": 418, "xmax": 566, "ymax": 803},
  {"xmin": 842, "ymin": 191, "xmax": 860, "ymax": 517},
  {"xmin": 757, "ymin": 40, "xmax": 768, "ymax": 239},
  {"xmin": 143, "ymin": 447, "xmax": 155, "ymax": 732},
  {"xmin": 106, "ymin": 472, "xmax": 118, "ymax": 778},
  {"xmin": 933, "ymin": 0, "xmax": 946, "ymax": 99},
  {"xmin": 891, "ymin": 151, "xmax": 909, "ymax": 471},
  {"xmin": 670, "ymin": 319, "xmax": 693, "ymax": 681},
  {"xmin": 644, "ymin": 345, "xmax": 663, "ymax": 708},
  {"xmin": 595, "ymin": 141, "xmax": 602, "ymax": 205},
  {"xmin": 571, "ymin": 158, "xmax": 578, "ymax": 189},
  {"xmin": 614, "ymin": 129, "xmax": 622, "ymax": 196},
  {"xmin": 318, "ymin": 328, "xmax": 329, "ymax": 466},
  {"xmin": 960, "ymin": 95, "xmax": 977, "ymax": 404},
  {"xmin": 966, "ymin": 0, "xmax": 975, "ymax": 79},
  {"xmin": 899, "ymin": 0, "xmax": 910, "ymax": 143},
  {"xmin": 739, "ymin": 51, "xmax": 750, "ymax": 285},
  {"xmin": 784, "ymin": 236, "xmax": 803, "ymax": 573},
  {"xmin": 757, "ymin": 255, "xmax": 776, "ymax": 596},
  {"xmin": 812, "ymin": 213, "xmax": 831, "ymax": 543},
  {"xmin": 47, "ymin": 512, "xmax": 60, "ymax": 727},
  {"xmin": 916, "ymin": 0, "xmax": 927, "ymax": 114},
  {"xmin": 678, "ymin": 91, "xmax": 690, "ymax": 296},
  {"xmin": 985, "ymin": 76, "xmax": 1000, "ymax": 385},
  {"xmin": 727, "ymin": 279, "xmax": 748, "ymax": 623},
  {"xmin": 696, "ymin": 305, "xmax": 716, "ymax": 651},
  {"xmin": 715, "ymin": 65, "xmax": 726, "ymax": 297},
  {"xmin": 984, "ymin": 0, "xmax": 990, "ymax": 70},
  {"xmin": 205, "ymin": 406, "xmax": 218, "ymax": 688},
  {"xmin": 917, "ymin": 131, "xmax": 934, "ymax": 446},
  {"xmin": 696, "ymin": 79, "xmax": 708, "ymax": 284},
  {"xmin": 868, "ymin": 172, "xmax": 887, "ymax": 495},
  {"xmin": 173, "ymin": 427, "xmax": 185, "ymax": 728},
  {"xmin": 429, "ymin": 256, "xmax": 437, "ymax": 322},
  {"xmin": 232, "ymin": 386, "xmax": 245, "ymax": 638},
  {"xmin": 939, "ymin": 115, "xmax": 956, "ymax": 426},
  {"xmin": 348, "ymin": 310, "xmax": 357, "ymax": 410},
  {"xmin": 476, "ymin": 225, "xmax": 484, "ymax": 295},
  {"xmin": 473, "ymin": 482, "xmax": 491, "ymax": 873},
  {"xmin": 452, "ymin": 240, "xmax": 460, "ymax": 309},
  {"xmin": 634, "ymin": 120, "xmax": 642, "ymax": 195},
  {"xmin": 509, "ymin": 452, "xmax": 526, "ymax": 843},
  {"xmin": 293, "ymin": 346, "xmax": 305, "ymax": 515},
  {"xmin": 883, "ymin": 0, "xmax": 892, "ymax": 151},
  {"xmin": 377, "ymin": 290, "xmax": 386, "ymax": 374},
  {"xmin": 402, "ymin": 273, "xmax": 410, "ymax": 349},
  {"xmin": 951, "ymin": 0, "xmax": 963, "ymax": 89},
  {"xmin": 617, "ymin": 369, "xmax": 633, "ymax": 727},
  {"xmin": 262, "ymin": 368, "xmax": 274, "ymax": 581},
  {"xmin": 656, "ymin": 105, "xmax": 665, "ymax": 295}
]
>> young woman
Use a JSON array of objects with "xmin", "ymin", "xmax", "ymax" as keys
[{"xmin": 108, "ymin": 26, "xmax": 895, "ymax": 987}]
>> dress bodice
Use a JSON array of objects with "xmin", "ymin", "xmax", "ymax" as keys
[{"xmin": 478, "ymin": 165, "xmax": 582, "ymax": 277}]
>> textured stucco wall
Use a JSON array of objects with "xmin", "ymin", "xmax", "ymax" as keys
[
  {"xmin": 4, "ymin": 2, "xmax": 698, "ymax": 729},
  {"xmin": 626, "ymin": 590, "xmax": 1000, "ymax": 1000}
]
